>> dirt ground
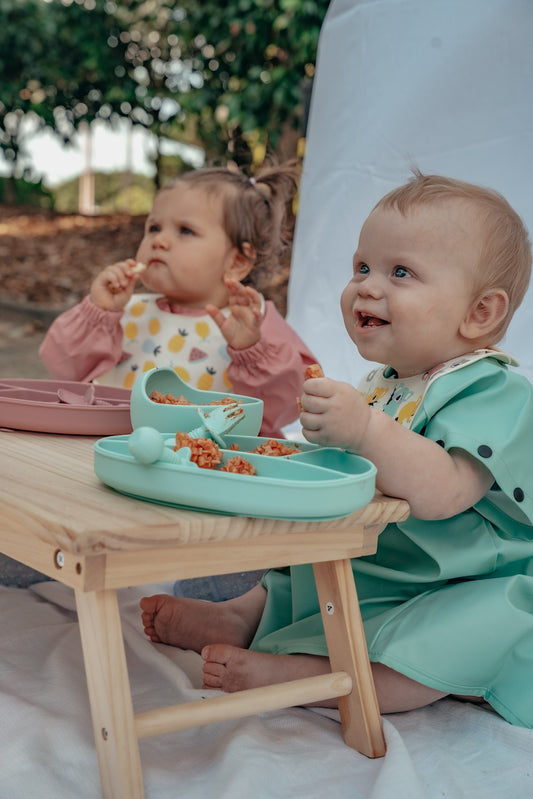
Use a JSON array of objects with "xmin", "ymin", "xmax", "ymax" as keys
[
  {"xmin": 0, "ymin": 307, "xmax": 51, "ymax": 379},
  {"xmin": 0, "ymin": 203, "xmax": 148, "ymax": 379}
]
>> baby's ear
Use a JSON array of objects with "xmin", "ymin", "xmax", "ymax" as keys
[
  {"xmin": 460, "ymin": 288, "xmax": 509, "ymax": 341},
  {"xmin": 227, "ymin": 242, "xmax": 256, "ymax": 281}
]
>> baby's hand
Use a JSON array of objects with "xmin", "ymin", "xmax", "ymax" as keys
[
  {"xmin": 90, "ymin": 259, "xmax": 144, "ymax": 311},
  {"xmin": 206, "ymin": 278, "xmax": 263, "ymax": 350},
  {"xmin": 300, "ymin": 377, "xmax": 371, "ymax": 451}
]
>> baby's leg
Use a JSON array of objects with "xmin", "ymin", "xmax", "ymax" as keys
[
  {"xmin": 201, "ymin": 647, "xmax": 449, "ymax": 712},
  {"xmin": 202, "ymin": 645, "xmax": 333, "ymax": 697},
  {"xmin": 371, "ymin": 663, "xmax": 448, "ymax": 712},
  {"xmin": 140, "ymin": 583, "xmax": 267, "ymax": 653}
]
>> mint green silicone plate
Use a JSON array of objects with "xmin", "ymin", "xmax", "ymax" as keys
[
  {"xmin": 93, "ymin": 433, "xmax": 376, "ymax": 521},
  {"xmin": 130, "ymin": 366, "xmax": 263, "ymax": 436}
]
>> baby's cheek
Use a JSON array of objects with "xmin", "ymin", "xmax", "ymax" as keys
[{"xmin": 340, "ymin": 293, "xmax": 357, "ymax": 335}]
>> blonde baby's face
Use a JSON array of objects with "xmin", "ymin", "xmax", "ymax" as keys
[
  {"xmin": 135, "ymin": 184, "xmax": 239, "ymax": 308},
  {"xmin": 341, "ymin": 202, "xmax": 485, "ymax": 378}
]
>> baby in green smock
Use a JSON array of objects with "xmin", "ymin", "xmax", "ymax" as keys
[{"xmin": 141, "ymin": 172, "xmax": 533, "ymax": 727}]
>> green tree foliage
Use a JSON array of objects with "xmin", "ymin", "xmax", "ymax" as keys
[
  {"xmin": 0, "ymin": 0, "xmax": 137, "ymax": 183},
  {"xmin": 118, "ymin": 0, "xmax": 329, "ymax": 166},
  {"xmin": 0, "ymin": 0, "xmax": 329, "ymax": 191}
]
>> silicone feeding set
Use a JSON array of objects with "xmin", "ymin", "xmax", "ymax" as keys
[{"xmin": 92, "ymin": 367, "xmax": 377, "ymax": 521}]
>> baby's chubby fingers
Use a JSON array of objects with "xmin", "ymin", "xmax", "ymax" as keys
[
  {"xmin": 205, "ymin": 304, "xmax": 226, "ymax": 329},
  {"xmin": 90, "ymin": 258, "xmax": 140, "ymax": 310},
  {"xmin": 302, "ymin": 375, "xmax": 337, "ymax": 401},
  {"xmin": 225, "ymin": 277, "xmax": 262, "ymax": 310}
]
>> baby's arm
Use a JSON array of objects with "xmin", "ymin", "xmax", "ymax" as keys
[
  {"xmin": 90, "ymin": 258, "xmax": 145, "ymax": 311},
  {"xmin": 206, "ymin": 278, "xmax": 262, "ymax": 351},
  {"xmin": 300, "ymin": 377, "xmax": 493, "ymax": 520},
  {"xmin": 39, "ymin": 295, "xmax": 125, "ymax": 382}
]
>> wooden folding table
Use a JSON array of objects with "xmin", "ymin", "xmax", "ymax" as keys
[{"xmin": 0, "ymin": 430, "xmax": 409, "ymax": 799}]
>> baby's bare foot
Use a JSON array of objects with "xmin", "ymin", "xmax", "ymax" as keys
[
  {"xmin": 201, "ymin": 644, "xmax": 332, "ymax": 695},
  {"xmin": 140, "ymin": 585, "xmax": 266, "ymax": 653}
]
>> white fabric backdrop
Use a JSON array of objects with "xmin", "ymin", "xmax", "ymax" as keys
[{"xmin": 287, "ymin": 0, "xmax": 533, "ymax": 387}]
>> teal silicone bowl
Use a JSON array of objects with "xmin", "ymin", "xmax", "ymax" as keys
[{"xmin": 130, "ymin": 366, "xmax": 263, "ymax": 436}]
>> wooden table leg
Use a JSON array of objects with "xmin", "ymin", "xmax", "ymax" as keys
[
  {"xmin": 313, "ymin": 558, "xmax": 386, "ymax": 758},
  {"xmin": 75, "ymin": 588, "xmax": 145, "ymax": 799}
]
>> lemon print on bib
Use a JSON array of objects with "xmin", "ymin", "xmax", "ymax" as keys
[
  {"xmin": 195, "ymin": 320, "xmax": 210, "ymax": 340},
  {"xmin": 130, "ymin": 301, "xmax": 147, "ymax": 317},
  {"xmin": 148, "ymin": 317, "xmax": 161, "ymax": 335},
  {"xmin": 124, "ymin": 321, "xmax": 138, "ymax": 341}
]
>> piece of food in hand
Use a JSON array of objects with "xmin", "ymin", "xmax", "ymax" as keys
[
  {"xmin": 305, "ymin": 363, "xmax": 325, "ymax": 379},
  {"xmin": 253, "ymin": 439, "xmax": 301, "ymax": 456},
  {"xmin": 131, "ymin": 262, "xmax": 147, "ymax": 274},
  {"xmin": 298, "ymin": 362, "xmax": 326, "ymax": 411}
]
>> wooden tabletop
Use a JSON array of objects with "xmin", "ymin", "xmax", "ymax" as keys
[{"xmin": 0, "ymin": 430, "xmax": 409, "ymax": 590}]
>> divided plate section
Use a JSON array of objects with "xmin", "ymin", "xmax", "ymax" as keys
[
  {"xmin": 129, "ymin": 367, "xmax": 264, "ymax": 437},
  {"xmin": 93, "ymin": 434, "xmax": 376, "ymax": 520},
  {"xmin": 0, "ymin": 379, "xmax": 132, "ymax": 435}
]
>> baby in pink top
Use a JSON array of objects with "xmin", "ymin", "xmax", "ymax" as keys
[{"xmin": 40, "ymin": 163, "xmax": 317, "ymax": 437}]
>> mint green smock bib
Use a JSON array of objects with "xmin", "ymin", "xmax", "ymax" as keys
[{"xmin": 251, "ymin": 353, "xmax": 533, "ymax": 727}]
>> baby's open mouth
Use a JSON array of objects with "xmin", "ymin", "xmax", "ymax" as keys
[{"xmin": 357, "ymin": 312, "xmax": 388, "ymax": 328}]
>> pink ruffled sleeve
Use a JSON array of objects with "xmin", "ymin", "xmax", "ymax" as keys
[
  {"xmin": 227, "ymin": 301, "xmax": 317, "ymax": 438},
  {"xmin": 39, "ymin": 296, "xmax": 125, "ymax": 382}
]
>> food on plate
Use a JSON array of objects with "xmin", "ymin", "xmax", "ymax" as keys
[
  {"xmin": 174, "ymin": 431, "xmax": 223, "ymax": 469},
  {"xmin": 219, "ymin": 456, "xmax": 257, "ymax": 475},
  {"xmin": 149, "ymin": 390, "xmax": 241, "ymax": 406},
  {"xmin": 150, "ymin": 390, "xmax": 191, "ymax": 405},
  {"xmin": 253, "ymin": 439, "xmax": 301, "ymax": 456}
]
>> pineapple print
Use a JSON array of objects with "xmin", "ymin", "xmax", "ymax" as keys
[
  {"xmin": 197, "ymin": 367, "xmax": 216, "ymax": 390},
  {"xmin": 168, "ymin": 329, "xmax": 188, "ymax": 353},
  {"xmin": 143, "ymin": 360, "xmax": 156, "ymax": 373},
  {"xmin": 195, "ymin": 320, "xmax": 210, "ymax": 340}
]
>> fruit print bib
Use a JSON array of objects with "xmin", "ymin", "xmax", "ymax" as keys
[
  {"xmin": 357, "ymin": 349, "xmax": 517, "ymax": 429},
  {"xmin": 97, "ymin": 295, "xmax": 234, "ymax": 391}
]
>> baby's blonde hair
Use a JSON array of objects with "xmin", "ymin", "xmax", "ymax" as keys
[
  {"xmin": 160, "ymin": 161, "xmax": 298, "ymax": 284},
  {"xmin": 375, "ymin": 171, "xmax": 532, "ymax": 341}
]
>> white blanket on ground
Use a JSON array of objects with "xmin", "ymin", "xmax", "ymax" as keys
[{"xmin": 0, "ymin": 581, "xmax": 531, "ymax": 798}]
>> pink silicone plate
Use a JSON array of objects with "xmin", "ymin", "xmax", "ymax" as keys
[{"xmin": 0, "ymin": 379, "xmax": 132, "ymax": 435}]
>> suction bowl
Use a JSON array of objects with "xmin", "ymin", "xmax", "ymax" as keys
[{"xmin": 130, "ymin": 367, "xmax": 263, "ymax": 436}]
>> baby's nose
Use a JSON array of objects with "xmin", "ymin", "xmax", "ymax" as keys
[
  {"xmin": 152, "ymin": 231, "xmax": 169, "ymax": 249},
  {"xmin": 358, "ymin": 274, "xmax": 384, "ymax": 298}
]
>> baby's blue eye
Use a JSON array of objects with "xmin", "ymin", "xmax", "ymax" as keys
[
  {"xmin": 393, "ymin": 265, "xmax": 409, "ymax": 278},
  {"xmin": 358, "ymin": 263, "xmax": 370, "ymax": 275},
  {"xmin": 179, "ymin": 225, "xmax": 195, "ymax": 236}
]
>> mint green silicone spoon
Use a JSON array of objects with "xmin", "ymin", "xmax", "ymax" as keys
[{"xmin": 127, "ymin": 427, "xmax": 197, "ymax": 467}]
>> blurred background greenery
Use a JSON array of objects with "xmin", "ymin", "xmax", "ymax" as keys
[{"xmin": 0, "ymin": 0, "xmax": 330, "ymax": 213}]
